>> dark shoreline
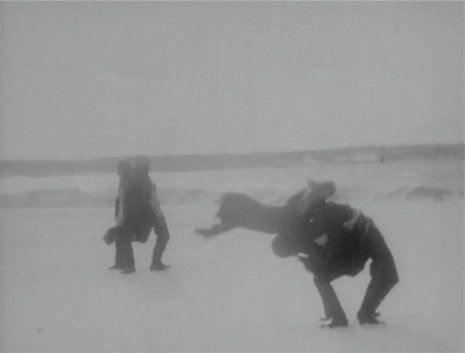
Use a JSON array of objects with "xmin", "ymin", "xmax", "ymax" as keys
[{"xmin": 1, "ymin": 143, "xmax": 463, "ymax": 178}]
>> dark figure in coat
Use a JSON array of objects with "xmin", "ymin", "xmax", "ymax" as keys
[
  {"xmin": 196, "ymin": 181, "xmax": 399, "ymax": 328},
  {"xmin": 273, "ymin": 192, "xmax": 399, "ymax": 327},
  {"xmin": 103, "ymin": 156, "xmax": 171, "ymax": 273}
]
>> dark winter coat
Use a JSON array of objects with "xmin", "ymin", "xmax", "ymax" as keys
[
  {"xmin": 105, "ymin": 167, "xmax": 168, "ymax": 245},
  {"xmin": 272, "ymin": 200, "xmax": 373, "ymax": 279}
]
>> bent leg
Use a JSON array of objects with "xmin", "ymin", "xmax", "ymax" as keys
[
  {"xmin": 151, "ymin": 216, "xmax": 171, "ymax": 271},
  {"xmin": 358, "ymin": 221, "xmax": 399, "ymax": 324},
  {"xmin": 110, "ymin": 237, "xmax": 125, "ymax": 270},
  {"xmin": 313, "ymin": 275, "xmax": 348, "ymax": 328},
  {"xmin": 115, "ymin": 230, "xmax": 136, "ymax": 273},
  {"xmin": 107, "ymin": 228, "xmax": 124, "ymax": 269},
  {"xmin": 120, "ymin": 240, "xmax": 135, "ymax": 273}
]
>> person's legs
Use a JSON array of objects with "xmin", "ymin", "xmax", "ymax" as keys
[
  {"xmin": 114, "ymin": 226, "xmax": 136, "ymax": 274},
  {"xmin": 357, "ymin": 220, "xmax": 399, "ymax": 324},
  {"xmin": 150, "ymin": 217, "xmax": 170, "ymax": 270},
  {"xmin": 110, "ymin": 236, "xmax": 125, "ymax": 270},
  {"xmin": 120, "ymin": 239, "xmax": 136, "ymax": 273},
  {"xmin": 105, "ymin": 227, "xmax": 124, "ymax": 269},
  {"xmin": 313, "ymin": 275, "xmax": 348, "ymax": 328}
]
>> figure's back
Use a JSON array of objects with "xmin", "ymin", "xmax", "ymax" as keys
[
  {"xmin": 298, "ymin": 201, "xmax": 371, "ymax": 277},
  {"xmin": 123, "ymin": 168, "xmax": 155, "ymax": 228},
  {"xmin": 285, "ymin": 201, "xmax": 354, "ymax": 254},
  {"xmin": 302, "ymin": 201, "xmax": 353, "ymax": 236}
]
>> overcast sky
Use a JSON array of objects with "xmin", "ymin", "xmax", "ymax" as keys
[{"xmin": 1, "ymin": 1, "xmax": 463, "ymax": 160}]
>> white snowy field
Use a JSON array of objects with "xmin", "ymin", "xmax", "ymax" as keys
[{"xmin": 1, "ymin": 160, "xmax": 463, "ymax": 352}]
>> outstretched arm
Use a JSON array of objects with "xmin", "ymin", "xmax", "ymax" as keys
[{"xmin": 195, "ymin": 223, "xmax": 236, "ymax": 238}]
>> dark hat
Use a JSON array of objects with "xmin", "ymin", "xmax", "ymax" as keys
[{"xmin": 132, "ymin": 155, "xmax": 151, "ymax": 174}]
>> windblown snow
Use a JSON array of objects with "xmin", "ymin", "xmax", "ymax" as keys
[{"xmin": 1, "ymin": 160, "xmax": 463, "ymax": 352}]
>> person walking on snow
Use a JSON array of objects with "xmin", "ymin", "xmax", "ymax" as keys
[{"xmin": 104, "ymin": 155, "xmax": 171, "ymax": 273}]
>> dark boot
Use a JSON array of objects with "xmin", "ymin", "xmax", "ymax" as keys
[
  {"xmin": 150, "ymin": 262, "xmax": 170, "ymax": 271},
  {"xmin": 150, "ymin": 237, "xmax": 169, "ymax": 271},
  {"xmin": 357, "ymin": 219, "xmax": 399, "ymax": 325},
  {"xmin": 357, "ymin": 311, "xmax": 384, "ymax": 325},
  {"xmin": 322, "ymin": 316, "xmax": 349, "ymax": 328},
  {"xmin": 357, "ymin": 277, "xmax": 397, "ymax": 325},
  {"xmin": 150, "ymin": 245, "xmax": 170, "ymax": 271}
]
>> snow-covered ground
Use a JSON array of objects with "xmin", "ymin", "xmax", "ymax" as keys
[{"xmin": 1, "ymin": 160, "xmax": 463, "ymax": 352}]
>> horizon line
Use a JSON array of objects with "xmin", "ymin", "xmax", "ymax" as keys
[{"xmin": 1, "ymin": 142, "xmax": 463, "ymax": 163}]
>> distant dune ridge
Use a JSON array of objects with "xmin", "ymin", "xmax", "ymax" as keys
[
  {"xmin": 1, "ymin": 185, "xmax": 461, "ymax": 209},
  {"xmin": 1, "ymin": 144, "xmax": 463, "ymax": 178},
  {"xmin": 1, "ymin": 145, "xmax": 462, "ymax": 208},
  {"xmin": 1, "ymin": 159, "xmax": 462, "ymax": 208}
]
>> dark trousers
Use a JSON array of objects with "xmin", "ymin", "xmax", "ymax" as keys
[
  {"xmin": 113, "ymin": 218, "xmax": 170, "ymax": 270},
  {"xmin": 313, "ymin": 218, "xmax": 399, "ymax": 321},
  {"xmin": 114, "ymin": 234, "xmax": 135, "ymax": 270},
  {"xmin": 358, "ymin": 219, "xmax": 399, "ymax": 316},
  {"xmin": 151, "ymin": 216, "xmax": 170, "ymax": 266}
]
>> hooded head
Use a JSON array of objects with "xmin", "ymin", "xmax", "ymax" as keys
[{"xmin": 132, "ymin": 155, "xmax": 151, "ymax": 174}]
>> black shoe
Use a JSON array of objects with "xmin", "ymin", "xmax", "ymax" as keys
[
  {"xmin": 357, "ymin": 311, "xmax": 385, "ymax": 325},
  {"xmin": 321, "ymin": 316, "xmax": 348, "ymax": 328},
  {"xmin": 121, "ymin": 267, "xmax": 136, "ymax": 274},
  {"xmin": 150, "ymin": 262, "xmax": 170, "ymax": 271}
]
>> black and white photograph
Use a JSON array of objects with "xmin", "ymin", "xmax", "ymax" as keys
[{"xmin": 1, "ymin": 1, "xmax": 463, "ymax": 352}]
